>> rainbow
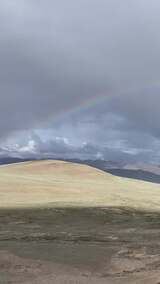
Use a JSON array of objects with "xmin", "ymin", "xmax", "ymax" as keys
[{"xmin": 51, "ymin": 80, "xmax": 160, "ymax": 123}]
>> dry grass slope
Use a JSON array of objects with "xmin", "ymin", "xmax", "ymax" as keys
[{"xmin": 0, "ymin": 160, "xmax": 160, "ymax": 210}]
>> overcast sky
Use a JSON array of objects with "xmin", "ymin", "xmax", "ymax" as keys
[{"xmin": 0, "ymin": 0, "xmax": 160, "ymax": 163}]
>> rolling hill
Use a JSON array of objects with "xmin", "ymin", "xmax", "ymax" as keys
[
  {"xmin": 0, "ymin": 160, "xmax": 160, "ymax": 210},
  {"xmin": 1, "ymin": 160, "xmax": 160, "ymax": 284}
]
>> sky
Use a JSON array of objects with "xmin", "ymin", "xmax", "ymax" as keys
[{"xmin": 0, "ymin": 0, "xmax": 160, "ymax": 163}]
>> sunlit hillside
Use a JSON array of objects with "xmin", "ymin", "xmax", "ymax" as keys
[{"xmin": 0, "ymin": 160, "xmax": 160, "ymax": 210}]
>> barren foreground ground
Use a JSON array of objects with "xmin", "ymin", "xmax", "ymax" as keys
[
  {"xmin": 1, "ymin": 161, "xmax": 160, "ymax": 283},
  {"xmin": 1, "ymin": 207, "xmax": 160, "ymax": 283}
]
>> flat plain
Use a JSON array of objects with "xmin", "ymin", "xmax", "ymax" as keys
[{"xmin": 1, "ymin": 160, "xmax": 160, "ymax": 283}]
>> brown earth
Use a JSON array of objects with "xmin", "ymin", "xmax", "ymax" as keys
[{"xmin": 0, "ymin": 207, "xmax": 160, "ymax": 283}]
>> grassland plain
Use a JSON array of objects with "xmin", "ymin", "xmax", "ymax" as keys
[{"xmin": 0, "ymin": 161, "xmax": 160, "ymax": 283}]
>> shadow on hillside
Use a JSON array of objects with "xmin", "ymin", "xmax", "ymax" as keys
[{"xmin": 0, "ymin": 206, "xmax": 160, "ymax": 242}]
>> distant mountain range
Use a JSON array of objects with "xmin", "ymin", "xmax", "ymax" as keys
[
  {"xmin": 0, "ymin": 157, "xmax": 160, "ymax": 184},
  {"xmin": 0, "ymin": 157, "xmax": 32, "ymax": 165},
  {"xmin": 67, "ymin": 159, "xmax": 160, "ymax": 184},
  {"xmin": 0, "ymin": 157, "xmax": 124, "ymax": 169}
]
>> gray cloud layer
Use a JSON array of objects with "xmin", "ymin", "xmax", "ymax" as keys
[{"xmin": 0, "ymin": 1, "xmax": 160, "ymax": 162}]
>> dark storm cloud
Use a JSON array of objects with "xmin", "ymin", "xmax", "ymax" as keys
[
  {"xmin": 0, "ymin": 0, "xmax": 110, "ymax": 138},
  {"xmin": 1, "ymin": 0, "xmax": 160, "ymax": 162},
  {"xmin": 0, "ymin": 132, "xmax": 141, "ymax": 163}
]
